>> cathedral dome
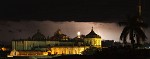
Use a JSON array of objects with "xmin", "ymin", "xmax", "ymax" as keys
[
  {"xmin": 32, "ymin": 30, "xmax": 46, "ymax": 40},
  {"xmin": 85, "ymin": 27, "xmax": 101, "ymax": 38}
]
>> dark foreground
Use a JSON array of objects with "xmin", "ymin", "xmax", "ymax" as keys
[
  {"xmin": 2, "ymin": 55, "xmax": 150, "ymax": 59},
  {"xmin": 49, "ymin": 55, "xmax": 148, "ymax": 59},
  {"xmin": 1, "ymin": 48, "xmax": 150, "ymax": 59},
  {"xmin": 46, "ymin": 48, "xmax": 150, "ymax": 59}
]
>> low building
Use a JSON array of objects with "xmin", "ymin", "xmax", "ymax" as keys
[{"xmin": 102, "ymin": 40, "xmax": 114, "ymax": 48}]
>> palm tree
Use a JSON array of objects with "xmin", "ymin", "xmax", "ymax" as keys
[{"xmin": 118, "ymin": 15, "xmax": 148, "ymax": 48}]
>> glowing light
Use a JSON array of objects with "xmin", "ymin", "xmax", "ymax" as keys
[
  {"xmin": 1, "ymin": 47, "xmax": 7, "ymax": 51},
  {"xmin": 77, "ymin": 31, "xmax": 81, "ymax": 38},
  {"xmin": 77, "ymin": 31, "xmax": 81, "ymax": 36},
  {"xmin": 7, "ymin": 55, "xmax": 13, "ymax": 57},
  {"xmin": 43, "ymin": 52, "xmax": 48, "ymax": 55}
]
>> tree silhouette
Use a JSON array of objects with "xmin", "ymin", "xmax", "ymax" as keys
[
  {"xmin": 81, "ymin": 47, "xmax": 101, "ymax": 55},
  {"xmin": 118, "ymin": 16, "xmax": 148, "ymax": 48}
]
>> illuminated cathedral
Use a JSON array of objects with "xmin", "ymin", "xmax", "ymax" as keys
[{"xmin": 9, "ymin": 27, "xmax": 102, "ymax": 56}]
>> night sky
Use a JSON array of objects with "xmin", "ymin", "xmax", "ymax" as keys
[{"xmin": 0, "ymin": 0, "xmax": 150, "ymax": 44}]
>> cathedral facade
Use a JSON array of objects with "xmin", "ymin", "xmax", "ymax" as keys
[{"xmin": 10, "ymin": 27, "xmax": 102, "ymax": 56}]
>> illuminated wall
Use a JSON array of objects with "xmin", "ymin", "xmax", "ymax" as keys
[
  {"xmin": 84, "ymin": 38, "xmax": 102, "ymax": 48},
  {"xmin": 49, "ymin": 46, "xmax": 89, "ymax": 55},
  {"xmin": 10, "ymin": 46, "xmax": 89, "ymax": 56},
  {"xmin": 12, "ymin": 40, "xmax": 59, "ymax": 50},
  {"xmin": 9, "ymin": 50, "xmax": 47, "ymax": 56}
]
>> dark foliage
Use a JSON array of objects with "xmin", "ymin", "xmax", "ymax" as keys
[{"xmin": 118, "ymin": 15, "xmax": 148, "ymax": 47}]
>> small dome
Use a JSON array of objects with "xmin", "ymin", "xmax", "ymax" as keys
[
  {"xmin": 50, "ymin": 29, "xmax": 69, "ymax": 41},
  {"xmin": 32, "ymin": 30, "xmax": 46, "ymax": 40},
  {"xmin": 85, "ymin": 27, "xmax": 101, "ymax": 38},
  {"xmin": 54, "ymin": 29, "xmax": 62, "ymax": 35}
]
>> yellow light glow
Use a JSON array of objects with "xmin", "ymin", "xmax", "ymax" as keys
[
  {"xmin": 77, "ymin": 31, "xmax": 81, "ymax": 38},
  {"xmin": 1, "ymin": 47, "xmax": 7, "ymax": 51},
  {"xmin": 77, "ymin": 31, "xmax": 80, "ymax": 36},
  {"xmin": 43, "ymin": 52, "xmax": 48, "ymax": 55}
]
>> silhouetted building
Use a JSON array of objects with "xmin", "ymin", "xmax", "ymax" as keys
[
  {"xmin": 102, "ymin": 40, "xmax": 114, "ymax": 48},
  {"xmin": 50, "ymin": 29, "xmax": 69, "ymax": 41}
]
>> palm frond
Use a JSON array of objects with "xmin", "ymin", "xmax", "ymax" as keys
[
  {"xmin": 135, "ymin": 27, "xmax": 147, "ymax": 41},
  {"xmin": 118, "ymin": 22, "xmax": 127, "ymax": 26},
  {"xmin": 135, "ymin": 34, "xmax": 140, "ymax": 44},
  {"xmin": 120, "ymin": 26, "xmax": 129, "ymax": 40},
  {"xmin": 138, "ymin": 22, "xmax": 149, "ymax": 28}
]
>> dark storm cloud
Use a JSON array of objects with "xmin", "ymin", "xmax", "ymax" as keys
[
  {"xmin": 0, "ymin": 0, "xmax": 149, "ymax": 22},
  {"xmin": 0, "ymin": 21, "xmax": 125, "ymax": 44}
]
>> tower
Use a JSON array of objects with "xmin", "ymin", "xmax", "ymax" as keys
[
  {"xmin": 138, "ymin": 0, "xmax": 142, "ymax": 17},
  {"xmin": 137, "ymin": 0, "xmax": 143, "ymax": 22},
  {"xmin": 84, "ymin": 27, "xmax": 102, "ymax": 48}
]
